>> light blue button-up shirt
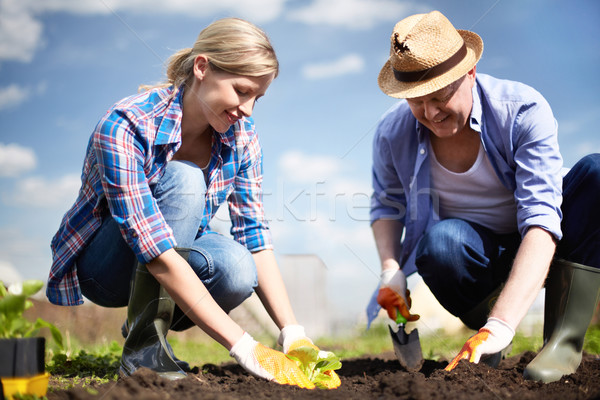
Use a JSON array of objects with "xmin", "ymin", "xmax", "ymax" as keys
[{"xmin": 370, "ymin": 73, "xmax": 563, "ymax": 276}]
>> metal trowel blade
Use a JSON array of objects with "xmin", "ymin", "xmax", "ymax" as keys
[{"xmin": 388, "ymin": 324, "xmax": 424, "ymax": 372}]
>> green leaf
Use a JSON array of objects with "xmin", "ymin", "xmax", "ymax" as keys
[
  {"xmin": 20, "ymin": 280, "xmax": 44, "ymax": 297},
  {"xmin": 315, "ymin": 358, "xmax": 342, "ymax": 372},
  {"xmin": 34, "ymin": 318, "xmax": 64, "ymax": 349},
  {"xmin": 286, "ymin": 345, "xmax": 342, "ymax": 388},
  {"xmin": 0, "ymin": 279, "xmax": 64, "ymax": 345},
  {"xmin": 0, "ymin": 294, "xmax": 27, "ymax": 317}
]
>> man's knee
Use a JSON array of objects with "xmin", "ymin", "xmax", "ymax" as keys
[
  {"xmin": 571, "ymin": 153, "xmax": 600, "ymax": 183},
  {"xmin": 416, "ymin": 219, "xmax": 467, "ymax": 274}
]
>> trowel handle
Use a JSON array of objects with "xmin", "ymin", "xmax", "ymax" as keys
[{"xmin": 395, "ymin": 308, "xmax": 407, "ymax": 325}]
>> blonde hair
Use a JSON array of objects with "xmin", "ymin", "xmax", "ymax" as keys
[{"xmin": 140, "ymin": 18, "xmax": 278, "ymax": 91}]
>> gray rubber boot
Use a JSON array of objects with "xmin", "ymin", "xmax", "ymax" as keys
[
  {"xmin": 524, "ymin": 259, "xmax": 600, "ymax": 383},
  {"xmin": 120, "ymin": 249, "xmax": 191, "ymax": 380}
]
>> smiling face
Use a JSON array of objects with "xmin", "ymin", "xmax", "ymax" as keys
[
  {"xmin": 188, "ymin": 55, "xmax": 275, "ymax": 133},
  {"xmin": 406, "ymin": 67, "xmax": 476, "ymax": 139}
]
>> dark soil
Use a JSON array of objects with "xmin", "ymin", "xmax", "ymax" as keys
[{"xmin": 47, "ymin": 351, "xmax": 600, "ymax": 400}]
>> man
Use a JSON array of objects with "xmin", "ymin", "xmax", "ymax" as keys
[{"xmin": 370, "ymin": 10, "xmax": 599, "ymax": 383}]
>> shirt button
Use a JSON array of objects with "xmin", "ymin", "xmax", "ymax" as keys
[{"xmin": 420, "ymin": 148, "xmax": 425, "ymax": 155}]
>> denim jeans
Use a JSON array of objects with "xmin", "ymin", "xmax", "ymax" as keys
[
  {"xmin": 415, "ymin": 153, "xmax": 600, "ymax": 318},
  {"xmin": 76, "ymin": 160, "xmax": 257, "ymax": 330}
]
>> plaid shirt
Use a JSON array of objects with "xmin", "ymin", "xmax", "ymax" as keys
[{"xmin": 47, "ymin": 86, "xmax": 272, "ymax": 306}]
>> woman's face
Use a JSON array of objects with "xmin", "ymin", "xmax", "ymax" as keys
[
  {"xmin": 192, "ymin": 57, "xmax": 275, "ymax": 133},
  {"xmin": 406, "ymin": 67, "xmax": 476, "ymax": 139}
]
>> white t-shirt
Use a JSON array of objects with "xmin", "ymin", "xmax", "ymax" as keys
[{"xmin": 429, "ymin": 141, "xmax": 518, "ymax": 234}]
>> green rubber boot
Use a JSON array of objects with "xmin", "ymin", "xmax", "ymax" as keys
[
  {"xmin": 120, "ymin": 249, "xmax": 191, "ymax": 380},
  {"xmin": 524, "ymin": 259, "xmax": 600, "ymax": 383}
]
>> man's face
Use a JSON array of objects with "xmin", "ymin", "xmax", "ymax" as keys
[{"xmin": 406, "ymin": 67, "xmax": 476, "ymax": 139}]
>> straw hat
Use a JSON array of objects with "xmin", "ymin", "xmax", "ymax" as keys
[{"xmin": 378, "ymin": 11, "xmax": 483, "ymax": 99}]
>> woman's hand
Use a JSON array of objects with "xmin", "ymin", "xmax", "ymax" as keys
[{"xmin": 230, "ymin": 332, "xmax": 315, "ymax": 389}]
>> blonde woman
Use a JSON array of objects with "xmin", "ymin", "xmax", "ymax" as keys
[{"xmin": 47, "ymin": 18, "xmax": 339, "ymax": 389}]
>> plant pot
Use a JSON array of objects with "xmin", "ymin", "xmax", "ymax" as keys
[{"xmin": 0, "ymin": 337, "xmax": 48, "ymax": 399}]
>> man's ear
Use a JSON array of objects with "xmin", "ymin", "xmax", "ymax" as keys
[{"xmin": 193, "ymin": 55, "xmax": 210, "ymax": 80}]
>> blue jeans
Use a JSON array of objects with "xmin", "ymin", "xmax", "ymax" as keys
[
  {"xmin": 76, "ymin": 161, "xmax": 257, "ymax": 330},
  {"xmin": 415, "ymin": 154, "xmax": 600, "ymax": 318}
]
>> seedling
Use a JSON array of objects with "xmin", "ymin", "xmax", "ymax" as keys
[
  {"xmin": 0, "ymin": 280, "xmax": 63, "ymax": 348},
  {"xmin": 286, "ymin": 346, "xmax": 341, "ymax": 389}
]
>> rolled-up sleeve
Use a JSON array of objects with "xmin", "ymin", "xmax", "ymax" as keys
[
  {"xmin": 93, "ymin": 110, "xmax": 176, "ymax": 263},
  {"xmin": 512, "ymin": 97, "xmax": 563, "ymax": 240}
]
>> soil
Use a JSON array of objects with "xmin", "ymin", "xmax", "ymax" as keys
[{"xmin": 46, "ymin": 351, "xmax": 600, "ymax": 400}]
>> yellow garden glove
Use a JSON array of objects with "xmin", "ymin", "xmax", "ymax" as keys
[
  {"xmin": 230, "ymin": 332, "xmax": 315, "ymax": 389},
  {"xmin": 279, "ymin": 325, "xmax": 342, "ymax": 389},
  {"xmin": 377, "ymin": 268, "xmax": 420, "ymax": 322},
  {"xmin": 445, "ymin": 317, "xmax": 515, "ymax": 371}
]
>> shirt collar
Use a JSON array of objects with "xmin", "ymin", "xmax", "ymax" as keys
[
  {"xmin": 469, "ymin": 81, "xmax": 483, "ymax": 133},
  {"xmin": 216, "ymin": 126, "xmax": 237, "ymax": 149}
]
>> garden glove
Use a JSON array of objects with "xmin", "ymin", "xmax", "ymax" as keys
[
  {"xmin": 377, "ymin": 268, "xmax": 420, "ymax": 322},
  {"xmin": 278, "ymin": 325, "xmax": 342, "ymax": 389},
  {"xmin": 230, "ymin": 332, "xmax": 315, "ymax": 389},
  {"xmin": 445, "ymin": 317, "xmax": 515, "ymax": 371}
]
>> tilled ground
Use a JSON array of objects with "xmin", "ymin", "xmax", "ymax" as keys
[{"xmin": 46, "ymin": 351, "xmax": 600, "ymax": 400}]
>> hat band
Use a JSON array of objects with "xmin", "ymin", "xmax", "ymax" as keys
[{"xmin": 393, "ymin": 42, "xmax": 467, "ymax": 83}]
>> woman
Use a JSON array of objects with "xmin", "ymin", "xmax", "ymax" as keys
[{"xmin": 47, "ymin": 18, "xmax": 339, "ymax": 389}]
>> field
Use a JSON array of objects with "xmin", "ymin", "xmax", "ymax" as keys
[{"xmin": 19, "ymin": 300, "xmax": 600, "ymax": 399}]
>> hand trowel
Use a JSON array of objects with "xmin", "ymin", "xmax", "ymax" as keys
[{"xmin": 388, "ymin": 311, "xmax": 424, "ymax": 372}]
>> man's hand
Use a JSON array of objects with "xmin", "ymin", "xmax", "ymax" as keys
[
  {"xmin": 377, "ymin": 268, "xmax": 420, "ymax": 322},
  {"xmin": 445, "ymin": 318, "xmax": 515, "ymax": 371},
  {"xmin": 278, "ymin": 325, "xmax": 342, "ymax": 389},
  {"xmin": 230, "ymin": 332, "xmax": 315, "ymax": 389}
]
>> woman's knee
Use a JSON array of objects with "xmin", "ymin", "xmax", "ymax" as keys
[
  {"xmin": 189, "ymin": 235, "xmax": 257, "ymax": 312},
  {"xmin": 155, "ymin": 161, "xmax": 206, "ymax": 212},
  {"xmin": 155, "ymin": 161, "xmax": 207, "ymax": 246}
]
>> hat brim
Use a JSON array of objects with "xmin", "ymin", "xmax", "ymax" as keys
[{"xmin": 378, "ymin": 30, "xmax": 483, "ymax": 99}]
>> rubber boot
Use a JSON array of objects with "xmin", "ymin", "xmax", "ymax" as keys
[
  {"xmin": 120, "ymin": 250, "xmax": 190, "ymax": 380},
  {"xmin": 459, "ymin": 285, "xmax": 511, "ymax": 368},
  {"xmin": 524, "ymin": 259, "xmax": 600, "ymax": 383}
]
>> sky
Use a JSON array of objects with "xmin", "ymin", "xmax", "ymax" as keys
[{"xmin": 1, "ymin": 0, "xmax": 599, "ymax": 325}]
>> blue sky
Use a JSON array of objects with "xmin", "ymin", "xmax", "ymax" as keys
[{"xmin": 1, "ymin": 0, "xmax": 598, "ymax": 321}]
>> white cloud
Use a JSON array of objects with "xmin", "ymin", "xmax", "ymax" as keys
[
  {"xmin": 0, "ymin": 143, "xmax": 37, "ymax": 177},
  {"xmin": 0, "ymin": 0, "xmax": 43, "ymax": 62},
  {"xmin": 0, "ymin": 84, "xmax": 31, "ymax": 110},
  {"xmin": 278, "ymin": 150, "xmax": 344, "ymax": 183},
  {"xmin": 5, "ymin": 173, "xmax": 80, "ymax": 208},
  {"xmin": 25, "ymin": 0, "xmax": 286, "ymax": 21},
  {"xmin": 0, "ymin": 0, "xmax": 287, "ymax": 63},
  {"xmin": 288, "ymin": 0, "xmax": 414, "ymax": 30},
  {"xmin": 302, "ymin": 53, "xmax": 365, "ymax": 80},
  {"xmin": 0, "ymin": 260, "xmax": 22, "ymax": 284}
]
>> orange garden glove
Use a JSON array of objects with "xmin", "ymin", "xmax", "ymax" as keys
[
  {"xmin": 278, "ymin": 325, "xmax": 342, "ymax": 389},
  {"xmin": 230, "ymin": 332, "xmax": 315, "ymax": 389},
  {"xmin": 377, "ymin": 268, "xmax": 420, "ymax": 322},
  {"xmin": 445, "ymin": 317, "xmax": 515, "ymax": 371}
]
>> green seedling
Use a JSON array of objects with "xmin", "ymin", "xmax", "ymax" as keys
[
  {"xmin": 286, "ymin": 346, "xmax": 342, "ymax": 389},
  {"xmin": 0, "ymin": 279, "xmax": 63, "ymax": 348}
]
